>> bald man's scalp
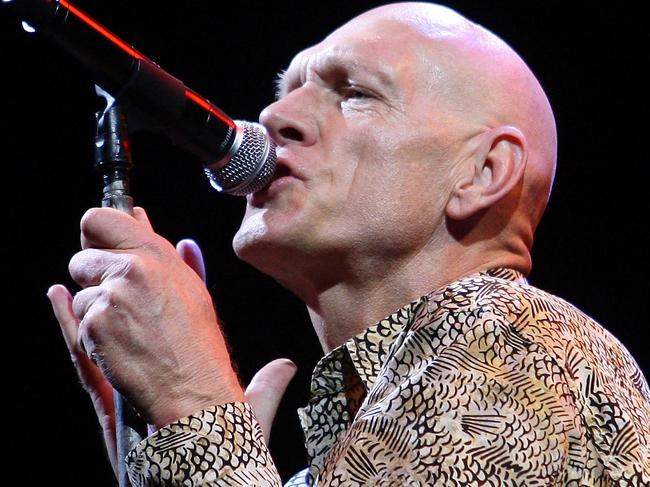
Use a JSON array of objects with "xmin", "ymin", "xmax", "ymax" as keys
[{"xmin": 344, "ymin": 2, "xmax": 557, "ymax": 234}]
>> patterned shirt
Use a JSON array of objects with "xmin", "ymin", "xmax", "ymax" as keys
[{"xmin": 126, "ymin": 268, "xmax": 650, "ymax": 486}]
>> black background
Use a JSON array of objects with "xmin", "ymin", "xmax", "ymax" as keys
[{"xmin": 1, "ymin": 1, "xmax": 647, "ymax": 484}]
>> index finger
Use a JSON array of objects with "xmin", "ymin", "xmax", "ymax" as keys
[{"xmin": 80, "ymin": 207, "xmax": 153, "ymax": 251}]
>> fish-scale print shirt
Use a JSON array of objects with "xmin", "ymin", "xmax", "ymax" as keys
[{"xmin": 126, "ymin": 268, "xmax": 650, "ymax": 486}]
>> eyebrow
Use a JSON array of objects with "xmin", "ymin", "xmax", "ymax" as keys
[
  {"xmin": 273, "ymin": 68, "xmax": 289, "ymax": 101},
  {"xmin": 273, "ymin": 51, "xmax": 397, "ymax": 101}
]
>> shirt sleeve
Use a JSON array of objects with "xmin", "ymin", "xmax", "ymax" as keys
[{"xmin": 126, "ymin": 401, "xmax": 283, "ymax": 486}]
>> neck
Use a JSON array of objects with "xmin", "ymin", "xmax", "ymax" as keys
[{"xmin": 296, "ymin": 240, "xmax": 528, "ymax": 353}]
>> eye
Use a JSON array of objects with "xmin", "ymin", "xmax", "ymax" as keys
[
  {"xmin": 343, "ymin": 88, "xmax": 368, "ymax": 99},
  {"xmin": 339, "ymin": 84, "xmax": 374, "ymax": 100}
]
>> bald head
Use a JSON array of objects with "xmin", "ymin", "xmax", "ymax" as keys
[{"xmin": 331, "ymin": 2, "xmax": 558, "ymax": 235}]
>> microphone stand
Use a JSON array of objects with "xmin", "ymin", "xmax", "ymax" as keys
[{"xmin": 94, "ymin": 86, "xmax": 147, "ymax": 487}]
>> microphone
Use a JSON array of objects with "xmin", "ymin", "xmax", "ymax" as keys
[{"xmin": 4, "ymin": 0, "xmax": 276, "ymax": 195}]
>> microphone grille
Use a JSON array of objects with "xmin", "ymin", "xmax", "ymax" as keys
[{"xmin": 203, "ymin": 121, "xmax": 277, "ymax": 196}]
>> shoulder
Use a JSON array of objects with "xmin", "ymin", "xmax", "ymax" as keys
[
  {"xmin": 430, "ymin": 272, "xmax": 636, "ymax": 364},
  {"xmin": 371, "ymin": 271, "xmax": 650, "ymax": 483},
  {"xmin": 424, "ymin": 272, "xmax": 650, "ymax": 414}
]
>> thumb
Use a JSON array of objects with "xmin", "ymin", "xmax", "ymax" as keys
[
  {"xmin": 176, "ymin": 238, "xmax": 207, "ymax": 283},
  {"xmin": 245, "ymin": 359, "xmax": 297, "ymax": 444}
]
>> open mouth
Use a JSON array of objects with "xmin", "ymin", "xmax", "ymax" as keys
[
  {"xmin": 249, "ymin": 161, "xmax": 294, "ymax": 206},
  {"xmin": 269, "ymin": 163, "xmax": 292, "ymax": 183}
]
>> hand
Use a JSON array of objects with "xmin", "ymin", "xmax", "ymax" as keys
[
  {"xmin": 245, "ymin": 358, "xmax": 297, "ymax": 443},
  {"xmin": 50, "ymin": 207, "xmax": 243, "ymax": 428},
  {"xmin": 174, "ymin": 239, "xmax": 298, "ymax": 443},
  {"xmin": 48, "ymin": 209, "xmax": 296, "ymax": 472},
  {"xmin": 172, "ymin": 239, "xmax": 299, "ymax": 443}
]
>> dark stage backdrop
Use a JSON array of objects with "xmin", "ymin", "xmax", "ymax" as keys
[{"xmin": 2, "ymin": 1, "xmax": 646, "ymax": 484}]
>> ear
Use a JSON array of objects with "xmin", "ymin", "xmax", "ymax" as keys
[{"xmin": 446, "ymin": 126, "xmax": 527, "ymax": 220}]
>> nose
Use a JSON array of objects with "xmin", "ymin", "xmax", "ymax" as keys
[{"xmin": 259, "ymin": 90, "xmax": 318, "ymax": 147}]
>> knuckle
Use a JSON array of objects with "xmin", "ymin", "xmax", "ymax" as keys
[
  {"xmin": 80, "ymin": 207, "xmax": 103, "ymax": 234},
  {"xmin": 76, "ymin": 323, "xmax": 91, "ymax": 357},
  {"xmin": 77, "ymin": 314, "xmax": 94, "ymax": 344},
  {"xmin": 118, "ymin": 253, "xmax": 146, "ymax": 280},
  {"xmin": 71, "ymin": 290, "xmax": 86, "ymax": 319},
  {"xmin": 68, "ymin": 250, "xmax": 87, "ymax": 282},
  {"xmin": 69, "ymin": 249, "xmax": 106, "ymax": 288},
  {"xmin": 77, "ymin": 310, "xmax": 104, "ymax": 353},
  {"xmin": 69, "ymin": 249, "xmax": 148, "ymax": 288},
  {"xmin": 71, "ymin": 284, "xmax": 112, "ymax": 322}
]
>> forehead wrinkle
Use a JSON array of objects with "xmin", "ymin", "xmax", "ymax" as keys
[
  {"xmin": 315, "ymin": 47, "xmax": 398, "ymax": 90},
  {"xmin": 277, "ymin": 40, "xmax": 401, "ymax": 100}
]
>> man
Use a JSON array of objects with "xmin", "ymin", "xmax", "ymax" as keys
[{"xmin": 47, "ymin": 2, "xmax": 650, "ymax": 486}]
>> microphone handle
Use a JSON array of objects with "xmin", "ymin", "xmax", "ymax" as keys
[
  {"xmin": 113, "ymin": 390, "xmax": 143, "ymax": 487},
  {"xmin": 95, "ymin": 100, "xmax": 146, "ymax": 487}
]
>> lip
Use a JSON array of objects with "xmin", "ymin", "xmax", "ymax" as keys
[{"xmin": 249, "ymin": 156, "xmax": 299, "ymax": 206}]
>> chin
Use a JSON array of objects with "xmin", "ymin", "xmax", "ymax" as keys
[
  {"xmin": 233, "ymin": 211, "xmax": 266, "ymax": 260},
  {"xmin": 233, "ymin": 208, "xmax": 292, "ymax": 266}
]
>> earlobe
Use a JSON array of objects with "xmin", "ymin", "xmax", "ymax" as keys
[{"xmin": 446, "ymin": 126, "xmax": 527, "ymax": 221}]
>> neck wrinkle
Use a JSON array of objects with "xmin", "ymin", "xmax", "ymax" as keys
[{"xmin": 305, "ymin": 242, "xmax": 529, "ymax": 353}]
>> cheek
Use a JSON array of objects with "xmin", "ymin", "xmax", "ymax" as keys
[{"xmin": 337, "ymin": 131, "xmax": 451, "ymax": 236}]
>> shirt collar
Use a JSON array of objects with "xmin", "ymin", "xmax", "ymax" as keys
[{"xmin": 323, "ymin": 267, "xmax": 526, "ymax": 392}]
